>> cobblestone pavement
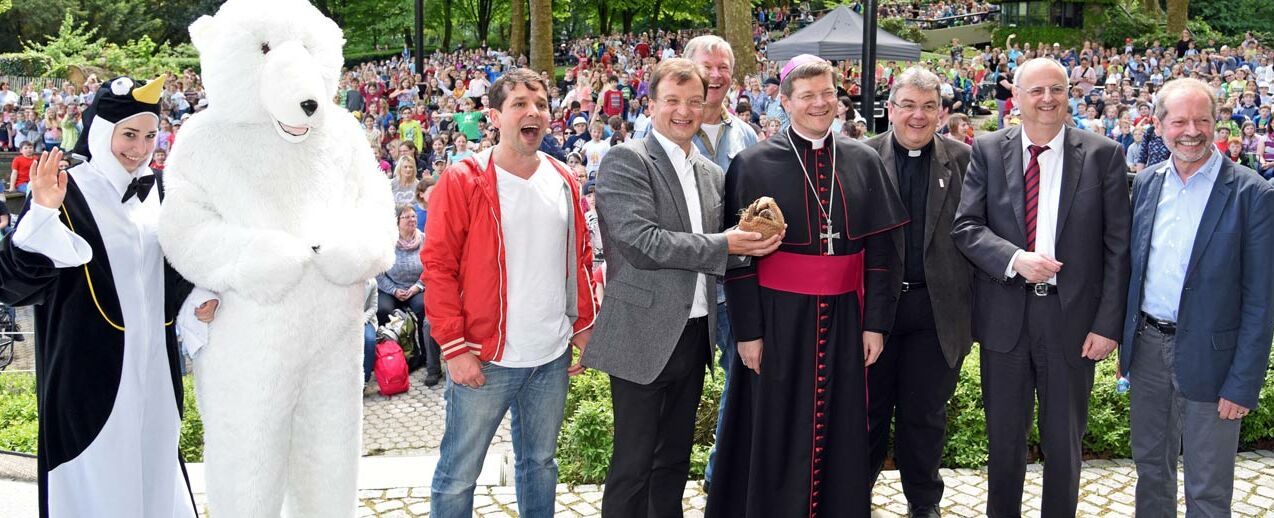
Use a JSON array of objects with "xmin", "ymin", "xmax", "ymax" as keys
[
  {"xmin": 325, "ymin": 451, "xmax": 1274, "ymax": 517},
  {"xmin": 361, "ymin": 370, "xmax": 511, "ymax": 457}
]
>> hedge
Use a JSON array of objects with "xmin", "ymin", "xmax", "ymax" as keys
[
  {"xmin": 0, "ymin": 373, "xmax": 204, "ymax": 462},
  {"xmin": 992, "ymin": 26, "xmax": 1086, "ymax": 50},
  {"xmin": 3, "ymin": 346, "xmax": 1273, "ymax": 480}
]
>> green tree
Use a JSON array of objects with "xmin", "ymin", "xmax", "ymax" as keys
[
  {"xmin": 72, "ymin": 0, "xmax": 165, "ymax": 46},
  {"xmin": 456, "ymin": 0, "xmax": 504, "ymax": 45},
  {"xmin": 1187, "ymin": 0, "xmax": 1274, "ymax": 39},
  {"xmin": 150, "ymin": 0, "xmax": 222, "ymax": 47},
  {"xmin": 0, "ymin": 0, "xmax": 71, "ymax": 53}
]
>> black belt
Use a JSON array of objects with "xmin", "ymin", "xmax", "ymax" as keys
[
  {"xmin": 1024, "ymin": 282, "xmax": 1057, "ymax": 296},
  {"xmin": 901, "ymin": 281, "xmax": 927, "ymax": 293},
  {"xmin": 1141, "ymin": 312, "xmax": 1177, "ymax": 335}
]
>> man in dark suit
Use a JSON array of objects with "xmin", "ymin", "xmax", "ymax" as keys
[
  {"xmin": 951, "ymin": 58, "xmax": 1131, "ymax": 517},
  {"xmin": 581, "ymin": 58, "xmax": 780, "ymax": 518},
  {"xmin": 865, "ymin": 66, "xmax": 973, "ymax": 518},
  {"xmin": 1122, "ymin": 77, "xmax": 1274, "ymax": 517}
]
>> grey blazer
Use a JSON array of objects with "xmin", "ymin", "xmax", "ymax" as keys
[
  {"xmin": 866, "ymin": 132, "xmax": 975, "ymax": 368},
  {"xmin": 582, "ymin": 135, "xmax": 729, "ymax": 385}
]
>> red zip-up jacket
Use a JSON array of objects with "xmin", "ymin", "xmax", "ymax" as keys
[{"xmin": 421, "ymin": 150, "xmax": 597, "ymax": 361}]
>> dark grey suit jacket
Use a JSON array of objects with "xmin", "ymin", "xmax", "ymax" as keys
[
  {"xmin": 951, "ymin": 125, "xmax": 1131, "ymax": 364},
  {"xmin": 582, "ymin": 135, "xmax": 729, "ymax": 385},
  {"xmin": 866, "ymin": 132, "xmax": 974, "ymax": 368}
]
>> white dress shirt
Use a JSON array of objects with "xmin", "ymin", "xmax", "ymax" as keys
[
  {"xmin": 651, "ymin": 128, "xmax": 710, "ymax": 318},
  {"xmin": 1005, "ymin": 127, "xmax": 1066, "ymax": 285}
]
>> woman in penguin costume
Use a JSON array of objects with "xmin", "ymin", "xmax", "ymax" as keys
[{"xmin": 0, "ymin": 75, "xmax": 217, "ymax": 518}]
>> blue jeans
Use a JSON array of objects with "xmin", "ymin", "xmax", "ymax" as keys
[
  {"xmin": 362, "ymin": 322, "xmax": 377, "ymax": 382},
  {"xmin": 705, "ymin": 296, "xmax": 735, "ymax": 484},
  {"xmin": 431, "ymin": 350, "xmax": 570, "ymax": 518}
]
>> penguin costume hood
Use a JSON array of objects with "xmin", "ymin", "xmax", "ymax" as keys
[{"xmin": 72, "ymin": 75, "xmax": 166, "ymax": 178}]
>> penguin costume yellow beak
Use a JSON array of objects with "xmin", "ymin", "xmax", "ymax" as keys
[
  {"xmin": 72, "ymin": 75, "xmax": 166, "ymax": 161},
  {"xmin": 132, "ymin": 74, "xmax": 167, "ymax": 104}
]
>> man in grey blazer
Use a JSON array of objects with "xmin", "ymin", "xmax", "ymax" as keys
[
  {"xmin": 951, "ymin": 58, "xmax": 1131, "ymax": 517},
  {"xmin": 864, "ymin": 66, "xmax": 973, "ymax": 518},
  {"xmin": 581, "ymin": 58, "xmax": 780, "ymax": 518}
]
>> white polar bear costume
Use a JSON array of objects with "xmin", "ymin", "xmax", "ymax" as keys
[{"xmin": 158, "ymin": 0, "xmax": 395, "ymax": 516}]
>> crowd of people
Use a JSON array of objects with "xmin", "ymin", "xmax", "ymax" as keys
[
  {"xmin": 880, "ymin": 0, "xmax": 999, "ymax": 28},
  {"xmin": 981, "ymin": 30, "xmax": 1274, "ymax": 178}
]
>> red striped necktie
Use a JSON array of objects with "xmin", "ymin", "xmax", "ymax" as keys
[{"xmin": 1024, "ymin": 144, "xmax": 1049, "ymax": 252}]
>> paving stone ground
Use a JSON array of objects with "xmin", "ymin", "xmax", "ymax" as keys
[
  {"xmin": 360, "ymin": 370, "xmax": 511, "ymax": 457},
  {"xmin": 232, "ymin": 451, "xmax": 1273, "ymax": 517}
]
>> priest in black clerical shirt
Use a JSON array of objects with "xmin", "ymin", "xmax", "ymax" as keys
[
  {"xmin": 864, "ymin": 66, "xmax": 974, "ymax": 518},
  {"xmin": 707, "ymin": 54, "xmax": 908, "ymax": 518}
]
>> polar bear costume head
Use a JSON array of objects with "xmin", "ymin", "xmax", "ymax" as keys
[{"xmin": 189, "ymin": 0, "xmax": 344, "ymax": 143}]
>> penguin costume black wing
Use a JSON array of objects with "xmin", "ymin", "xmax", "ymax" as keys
[{"xmin": 0, "ymin": 74, "xmax": 199, "ymax": 518}]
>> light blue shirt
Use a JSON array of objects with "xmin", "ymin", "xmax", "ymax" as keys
[
  {"xmin": 692, "ymin": 113, "xmax": 758, "ymax": 304},
  {"xmin": 1141, "ymin": 150, "xmax": 1223, "ymax": 321}
]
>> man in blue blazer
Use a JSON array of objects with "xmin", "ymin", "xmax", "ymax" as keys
[{"xmin": 1122, "ymin": 77, "xmax": 1274, "ymax": 517}]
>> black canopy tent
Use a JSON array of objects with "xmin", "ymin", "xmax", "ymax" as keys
[{"xmin": 765, "ymin": 6, "xmax": 922, "ymax": 63}]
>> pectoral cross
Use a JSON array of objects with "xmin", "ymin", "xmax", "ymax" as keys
[{"xmin": 821, "ymin": 229, "xmax": 841, "ymax": 254}]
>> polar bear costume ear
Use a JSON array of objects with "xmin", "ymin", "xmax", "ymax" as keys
[{"xmin": 189, "ymin": 15, "xmax": 218, "ymax": 53}]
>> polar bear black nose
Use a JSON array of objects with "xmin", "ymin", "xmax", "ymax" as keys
[{"xmin": 300, "ymin": 100, "xmax": 318, "ymax": 117}]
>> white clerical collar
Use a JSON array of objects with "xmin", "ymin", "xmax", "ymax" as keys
[{"xmin": 789, "ymin": 125, "xmax": 833, "ymax": 150}]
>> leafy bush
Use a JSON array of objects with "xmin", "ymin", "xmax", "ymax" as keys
[
  {"xmin": 0, "ymin": 373, "xmax": 205, "ymax": 461},
  {"xmin": 557, "ymin": 397, "xmax": 614, "ymax": 484},
  {"xmin": 11, "ymin": 13, "xmax": 199, "ymax": 80},
  {"xmin": 1092, "ymin": 3, "xmax": 1160, "ymax": 49},
  {"xmin": 980, "ymin": 115, "xmax": 1000, "ymax": 133},
  {"xmin": 942, "ymin": 351, "xmax": 988, "ymax": 467},
  {"xmin": 345, "ymin": 49, "xmax": 406, "ymax": 68},
  {"xmin": 880, "ymin": 17, "xmax": 926, "ymax": 45},
  {"xmin": 992, "ymin": 26, "xmax": 1085, "ymax": 50},
  {"xmin": 0, "ymin": 53, "xmax": 50, "ymax": 77},
  {"xmin": 556, "ymin": 356, "xmax": 725, "ymax": 484},
  {"xmin": 0, "ymin": 373, "xmax": 38, "ymax": 454},
  {"xmin": 179, "ymin": 376, "xmax": 204, "ymax": 462}
]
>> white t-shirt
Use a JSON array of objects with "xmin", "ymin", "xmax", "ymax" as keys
[
  {"xmin": 581, "ymin": 139, "xmax": 611, "ymax": 175},
  {"xmin": 700, "ymin": 122, "xmax": 722, "ymax": 148},
  {"xmin": 634, "ymin": 114, "xmax": 652, "ymax": 139},
  {"xmin": 494, "ymin": 153, "xmax": 573, "ymax": 367}
]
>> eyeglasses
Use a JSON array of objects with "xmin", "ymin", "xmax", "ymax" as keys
[
  {"xmin": 1021, "ymin": 85, "xmax": 1069, "ymax": 98},
  {"xmin": 890, "ymin": 100, "xmax": 940, "ymax": 115},
  {"xmin": 658, "ymin": 97, "xmax": 706, "ymax": 111}
]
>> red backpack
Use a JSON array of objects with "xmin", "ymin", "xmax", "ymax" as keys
[{"xmin": 374, "ymin": 340, "xmax": 411, "ymax": 396}]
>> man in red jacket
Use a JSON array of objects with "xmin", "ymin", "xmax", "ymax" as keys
[{"xmin": 422, "ymin": 68, "xmax": 597, "ymax": 518}]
